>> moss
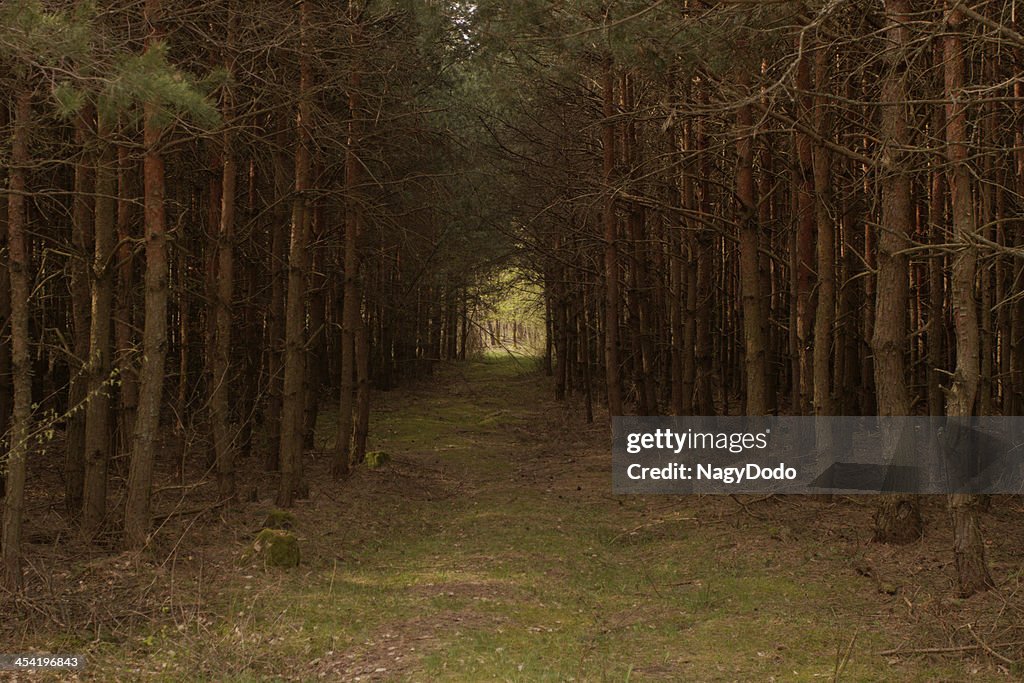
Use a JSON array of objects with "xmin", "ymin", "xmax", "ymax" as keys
[
  {"xmin": 364, "ymin": 450, "xmax": 391, "ymax": 468},
  {"xmin": 252, "ymin": 529, "xmax": 300, "ymax": 568},
  {"xmin": 260, "ymin": 508, "xmax": 296, "ymax": 530},
  {"xmin": 78, "ymin": 356, "xmax": 982, "ymax": 682}
]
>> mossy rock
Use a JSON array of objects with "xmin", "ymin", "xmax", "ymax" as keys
[
  {"xmin": 252, "ymin": 529, "xmax": 300, "ymax": 568},
  {"xmin": 260, "ymin": 508, "xmax": 296, "ymax": 530},
  {"xmin": 365, "ymin": 451, "xmax": 390, "ymax": 469}
]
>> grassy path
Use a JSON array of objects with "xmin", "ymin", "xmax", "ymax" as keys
[{"xmin": 65, "ymin": 355, "xmax": 1014, "ymax": 680}]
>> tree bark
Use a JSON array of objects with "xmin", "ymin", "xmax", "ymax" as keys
[
  {"xmin": 944, "ymin": 1, "xmax": 992, "ymax": 597},
  {"xmin": 303, "ymin": 245, "xmax": 326, "ymax": 451},
  {"xmin": 264, "ymin": 123, "xmax": 289, "ymax": 472},
  {"xmin": 0, "ymin": 104, "xmax": 9, "ymax": 501},
  {"xmin": 81, "ymin": 120, "xmax": 117, "ymax": 539},
  {"xmin": 67, "ymin": 106, "xmax": 96, "ymax": 517},
  {"xmin": 601, "ymin": 56, "xmax": 622, "ymax": 418},
  {"xmin": 211, "ymin": 3, "xmax": 237, "ymax": 501},
  {"xmin": 114, "ymin": 144, "xmax": 138, "ymax": 469},
  {"xmin": 354, "ymin": 310, "xmax": 371, "ymax": 463},
  {"xmin": 2, "ymin": 89, "xmax": 33, "ymax": 590},
  {"xmin": 812, "ymin": 45, "xmax": 834, "ymax": 418},
  {"xmin": 794, "ymin": 43, "xmax": 816, "ymax": 415},
  {"xmin": 278, "ymin": 0, "xmax": 313, "ymax": 505},
  {"xmin": 335, "ymin": 0, "xmax": 364, "ymax": 478},
  {"xmin": 125, "ymin": 0, "xmax": 170, "ymax": 549},
  {"xmin": 928, "ymin": 81, "xmax": 947, "ymax": 418},
  {"xmin": 872, "ymin": 0, "xmax": 921, "ymax": 545},
  {"xmin": 735, "ymin": 61, "xmax": 767, "ymax": 415}
]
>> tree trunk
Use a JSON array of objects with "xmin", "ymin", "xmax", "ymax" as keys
[
  {"xmin": 669, "ymin": 182, "xmax": 684, "ymax": 415},
  {"xmin": 1012, "ymin": 80, "xmax": 1024, "ymax": 415},
  {"xmin": 928, "ymin": 79, "xmax": 946, "ymax": 418},
  {"xmin": 211, "ymin": 5, "xmax": 237, "ymax": 501},
  {"xmin": 264, "ymin": 123, "xmax": 289, "ymax": 472},
  {"xmin": 794, "ymin": 44, "xmax": 816, "ymax": 415},
  {"xmin": 81, "ymin": 121, "xmax": 117, "ymax": 539},
  {"xmin": 0, "ymin": 103, "xmax": 10, "ymax": 499},
  {"xmin": 2, "ymin": 89, "xmax": 33, "ymax": 590},
  {"xmin": 125, "ymin": 0, "xmax": 170, "ymax": 549},
  {"xmin": 812, "ymin": 44, "xmax": 835, "ymax": 418},
  {"xmin": 735, "ymin": 62, "xmax": 767, "ymax": 415},
  {"xmin": 335, "ymin": 2, "xmax": 364, "ymax": 478},
  {"xmin": 303, "ymin": 251, "xmax": 326, "ymax": 451},
  {"xmin": 67, "ymin": 106, "xmax": 95, "ymax": 517},
  {"xmin": 944, "ymin": 1, "xmax": 991, "ymax": 597},
  {"xmin": 582, "ymin": 283, "xmax": 594, "ymax": 423},
  {"xmin": 354, "ymin": 310, "xmax": 371, "ymax": 463},
  {"xmin": 458, "ymin": 293, "xmax": 468, "ymax": 361},
  {"xmin": 601, "ymin": 56, "xmax": 622, "ymax": 418},
  {"xmin": 621, "ymin": 73, "xmax": 656, "ymax": 415},
  {"xmin": 872, "ymin": 0, "xmax": 921, "ymax": 545},
  {"xmin": 114, "ymin": 144, "xmax": 138, "ymax": 471},
  {"xmin": 278, "ymin": 0, "xmax": 313, "ymax": 505}
]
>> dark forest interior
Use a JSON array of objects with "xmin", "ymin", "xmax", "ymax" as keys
[{"xmin": 2, "ymin": 0, "xmax": 1024, "ymax": 679}]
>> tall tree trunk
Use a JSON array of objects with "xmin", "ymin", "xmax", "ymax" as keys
[
  {"xmin": 335, "ymin": 1, "xmax": 364, "ymax": 477},
  {"xmin": 177, "ymin": 248, "xmax": 193, "ymax": 474},
  {"xmin": 794, "ymin": 43, "xmax": 816, "ymax": 415},
  {"xmin": 458, "ymin": 292, "xmax": 469, "ymax": 361},
  {"xmin": 1012, "ymin": 80, "xmax": 1024, "ymax": 415},
  {"xmin": 264, "ymin": 123, "xmax": 289, "ymax": 472},
  {"xmin": 582, "ymin": 282, "xmax": 594, "ymax": 423},
  {"xmin": 601, "ymin": 56, "xmax": 622, "ymax": 418},
  {"xmin": 680, "ymin": 118, "xmax": 698, "ymax": 415},
  {"xmin": 735, "ymin": 62, "xmax": 767, "ymax": 415},
  {"xmin": 0, "ymin": 104, "xmax": 8, "ymax": 501},
  {"xmin": 81, "ymin": 121, "xmax": 117, "ymax": 539},
  {"xmin": 553, "ymin": 235, "xmax": 568, "ymax": 401},
  {"xmin": 303, "ymin": 249, "xmax": 326, "ymax": 450},
  {"xmin": 354, "ymin": 310, "xmax": 371, "ymax": 463},
  {"xmin": 944, "ymin": 1, "xmax": 992, "ymax": 597},
  {"xmin": 67, "ymin": 106, "xmax": 95, "ymax": 517},
  {"xmin": 621, "ymin": 73, "xmax": 656, "ymax": 414},
  {"xmin": 977, "ymin": 55, "xmax": 996, "ymax": 417},
  {"xmin": 691, "ymin": 87, "xmax": 715, "ymax": 415},
  {"xmin": 872, "ymin": 0, "xmax": 922, "ymax": 545},
  {"xmin": 115, "ymin": 144, "xmax": 138, "ymax": 469},
  {"xmin": 2, "ymin": 89, "xmax": 33, "ymax": 590},
  {"xmin": 928, "ymin": 80, "xmax": 947, "ymax": 418},
  {"xmin": 211, "ymin": 4, "xmax": 237, "ymax": 501},
  {"xmin": 757, "ymin": 65, "xmax": 778, "ymax": 414},
  {"xmin": 125, "ymin": 0, "xmax": 170, "ymax": 549},
  {"xmin": 669, "ymin": 172, "xmax": 684, "ymax": 415},
  {"xmin": 812, "ymin": 45, "xmax": 835, "ymax": 418},
  {"xmin": 278, "ymin": 0, "xmax": 313, "ymax": 505}
]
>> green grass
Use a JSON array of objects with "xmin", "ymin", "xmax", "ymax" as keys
[{"xmin": 32, "ymin": 353, "xmax": 1012, "ymax": 681}]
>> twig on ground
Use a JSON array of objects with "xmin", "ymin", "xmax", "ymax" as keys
[
  {"xmin": 832, "ymin": 629, "xmax": 858, "ymax": 682},
  {"xmin": 729, "ymin": 494, "xmax": 768, "ymax": 520},
  {"xmin": 152, "ymin": 498, "xmax": 230, "ymax": 525},
  {"xmin": 877, "ymin": 641, "xmax": 1024, "ymax": 657},
  {"xmin": 608, "ymin": 515, "xmax": 699, "ymax": 544},
  {"xmin": 967, "ymin": 624, "xmax": 1018, "ymax": 665}
]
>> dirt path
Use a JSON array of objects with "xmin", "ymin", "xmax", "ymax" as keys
[{"xmin": 14, "ymin": 355, "xmax": 1020, "ymax": 681}]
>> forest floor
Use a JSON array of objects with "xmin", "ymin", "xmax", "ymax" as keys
[{"xmin": 4, "ymin": 353, "xmax": 1024, "ymax": 681}]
